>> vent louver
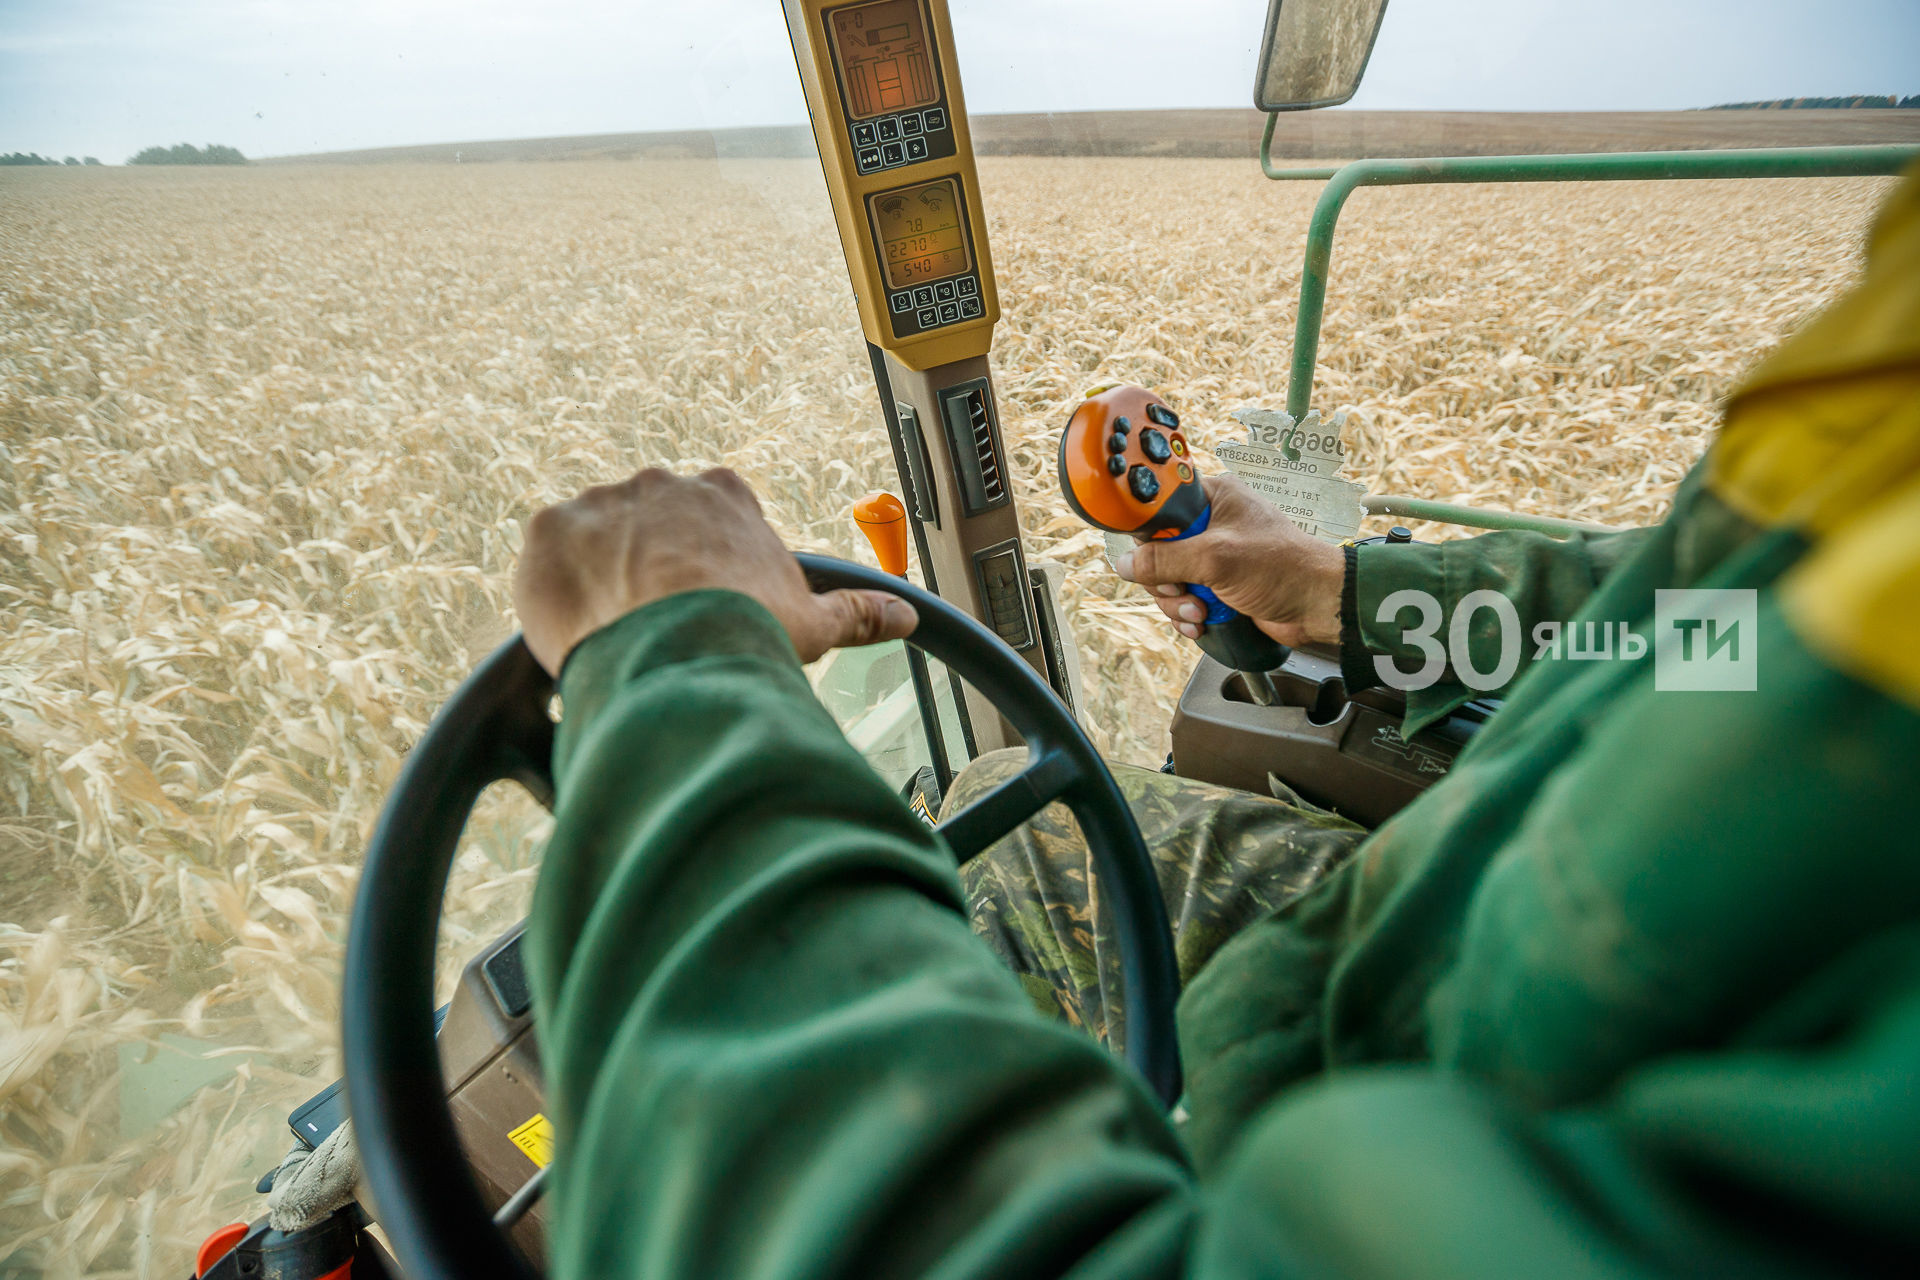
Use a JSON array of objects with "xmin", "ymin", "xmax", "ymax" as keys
[
  {"xmin": 939, "ymin": 379, "xmax": 1011, "ymax": 517},
  {"xmin": 964, "ymin": 390, "xmax": 1004, "ymax": 504}
]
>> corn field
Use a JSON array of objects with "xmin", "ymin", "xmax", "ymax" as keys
[{"xmin": 0, "ymin": 156, "xmax": 1892, "ymax": 1275}]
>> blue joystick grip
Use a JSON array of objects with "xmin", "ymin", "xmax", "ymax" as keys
[{"xmin": 1165, "ymin": 508, "xmax": 1290, "ymax": 673}]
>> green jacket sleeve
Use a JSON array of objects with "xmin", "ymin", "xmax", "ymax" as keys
[
  {"xmin": 1344, "ymin": 527, "xmax": 1651, "ymax": 734},
  {"xmin": 1199, "ymin": 921, "xmax": 1920, "ymax": 1278},
  {"xmin": 525, "ymin": 590, "xmax": 1193, "ymax": 1280}
]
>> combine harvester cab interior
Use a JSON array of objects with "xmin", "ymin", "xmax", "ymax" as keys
[{"xmin": 142, "ymin": 2, "xmax": 1918, "ymax": 1278}]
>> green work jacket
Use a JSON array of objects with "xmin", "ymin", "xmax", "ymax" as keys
[{"xmin": 527, "ymin": 172, "xmax": 1920, "ymax": 1277}]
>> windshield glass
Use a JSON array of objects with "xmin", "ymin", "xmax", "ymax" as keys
[{"xmin": 3, "ymin": 0, "xmax": 1913, "ymax": 1273}]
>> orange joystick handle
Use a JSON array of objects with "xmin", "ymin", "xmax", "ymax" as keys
[
  {"xmin": 1058, "ymin": 385, "xmax": 1288, "ymax": 674},
  {"xmin": 852, "ymin": 491, "xmax": 910, "ymax": 577}
]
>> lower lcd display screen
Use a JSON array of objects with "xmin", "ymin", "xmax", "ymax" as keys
[{"xmin": 869, "ymin": 177, "xmax": 970, "ymax": 290}]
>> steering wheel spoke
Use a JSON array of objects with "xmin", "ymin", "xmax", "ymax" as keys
[{"xmin": 936, "ymin": 746, "xmax": 1077, "ymax": 864}]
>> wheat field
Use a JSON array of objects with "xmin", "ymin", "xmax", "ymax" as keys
[{"xmin": 0, "ymin": 156, "xmax": 1892, "ymax": 1275}]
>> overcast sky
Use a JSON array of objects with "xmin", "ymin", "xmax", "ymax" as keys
[{"xmin": 2, "ymin": 0, "xmax": 1914, "ymax": 161}]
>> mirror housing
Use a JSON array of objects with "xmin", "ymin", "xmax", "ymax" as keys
[{"xmin": 1253, "ymin": 0, "xmax": 1390, "ymax": 111}]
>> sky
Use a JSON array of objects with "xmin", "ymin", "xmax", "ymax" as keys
[{"xmin": 1, "ymin": 0, "xmax": 1915, "ymax": 162}]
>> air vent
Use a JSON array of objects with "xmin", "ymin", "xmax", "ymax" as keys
[{"xmin": 939, "ymin": 379, "xmax": 1011, "ymax": 516}]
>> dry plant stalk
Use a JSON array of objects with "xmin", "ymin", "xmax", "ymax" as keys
[{"xmin": 0, "ymin": 157, "xmax": 1888, "ymax": 1275}]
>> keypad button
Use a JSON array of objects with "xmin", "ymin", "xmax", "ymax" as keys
[
  {"xmin": 912, "ymin": 285, "xmax": 935, "ymax": 307},
  {"xmin": 935, "ymin": 281, "xmax": 957, "ymax": 302},
  {"xmin": 1107, "ymin": 455, "xmax": 1127, "ymax": 476},
  {"xmin": 956, "ymin": 276, "xmax": 978, "ymax": 297},
  {"xmin": 923, "ymin": 107, "xmax": 946, "ymax": 131},
  {"xmin": 1140, "ymin": 427, "xmax": 1172, "ymax": 463},
  {"xmin": 856, "ymin": 147, "xmax": 882, "ymax": 172},
  {"xmin": 917, "ymin": 307, "xmax": 939, "ymax": 328},
  {"xmin": 1107, "ymin": 431, "xmax": 1127, "ymax": 455},
  {"xmin": 939, "ymin": 301, "xmax": 960, "ymax": 324},
  {"xmin": 878, "ymin": 117, "xmax": 901, "ymax": 142},
  {"xmin": 1113, "ymin": 415, "xmax": 1130, "ymax": 433},
  {"xmin": 1146, "ymin": 403, "xmax": 1179, "ymax": 428},
  {"xmin": 853, "ymin": 122, "xmax": 877, "ymax": 147},
  {"xmin": 1128, "ymin": 465, "xmax": 1160, "ymax": 503},
  {"xmin": 901, "ymin": 113, "xmax": 923, "ymax": 136},
  {"xmin": 905, "ymin": 136, "xmax": 928, "ymax": 162},
  {"xmin": 890, "ymin": 292, "xmax": 912, "ymax": 314},
  {"xmin": 881, "ymin": 142, "xmax": 904, "ymax": 166},
  {"xmin": 959, "ymin": 296, "xmax": 982, "ymax": 318}
]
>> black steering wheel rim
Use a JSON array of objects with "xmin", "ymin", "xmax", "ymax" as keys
[{"xmin": 342, "ymin": 554, "xmax": 1180, "ymax": 1280}]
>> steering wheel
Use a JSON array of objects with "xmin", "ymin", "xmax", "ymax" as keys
[{"xmin": 342, "ymin": 554, "xmax": 1181, "ymax": 1280}]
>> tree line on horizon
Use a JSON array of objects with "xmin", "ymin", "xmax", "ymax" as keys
[
  {"xmin": 3, "ymin": 143, "xmax": 250, "ymax": 167},
  {"xmin": 2, "ymin": 153, "xmax": 101, "ymax": 166},
  {"xmin": 128, "ymin": 143, "xmax": 248, "ymax": 165},
  {"xmin": 1705, "ymin": 94, "xmax": 1919, "ymax": 110}
]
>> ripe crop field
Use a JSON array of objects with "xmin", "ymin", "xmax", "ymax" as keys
[{"xmin": 0, "ymin": 156, "xmax": 1893, "ymax": 1274}]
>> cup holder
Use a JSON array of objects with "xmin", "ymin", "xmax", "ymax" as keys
[{"xmin": 1221, "ymin": 669, "xmax": 1352, "ymax": 726}]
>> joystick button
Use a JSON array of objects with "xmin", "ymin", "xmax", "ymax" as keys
[
  {"xmin": 1128, "ymin": 464, "xmax": 1160, "ymax": 503},
  {"xmin": 1140, "ymin": 427, "xmax": 1172, "ymax": 463}
]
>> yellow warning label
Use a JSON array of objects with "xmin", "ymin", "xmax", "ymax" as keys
[{"xmin": 507, "ymin": 1113, "xmax": 553, "ymax": 1168}]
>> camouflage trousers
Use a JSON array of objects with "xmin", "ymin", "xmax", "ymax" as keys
[{"xmin": 944, "ymin": 749, "xmax": 1366, "ymax": 1055}]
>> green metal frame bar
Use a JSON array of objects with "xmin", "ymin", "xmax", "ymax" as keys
[
  {"xmin": 1362, "ymin": 493, "xmax": 1620, "ymax": 539},
  {"xmin": 1259, "ymin": 112, "xmax": 1342, "ymax": 181},
  {"xmin": 1280, "ymin": 141, "xmax": 1920, "ymax": 416}
]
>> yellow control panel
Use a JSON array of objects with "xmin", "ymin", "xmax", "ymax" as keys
[{"xmin": 783, "ymin": 0, "xmax": 997, "ymax": 370}]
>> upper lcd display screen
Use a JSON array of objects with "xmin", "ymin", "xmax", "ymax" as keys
[
  {"xmin": 828, "ymin": 0, "xmax": 939, "ymax": 120},
  {"xmin": 869, "ymin": 177, "xmax": 970, "ymax": 290}
]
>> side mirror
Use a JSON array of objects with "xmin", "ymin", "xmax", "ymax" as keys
[{"xmin": 1253, "ymin": 0, "xmax": 1390, "ymax": 111}]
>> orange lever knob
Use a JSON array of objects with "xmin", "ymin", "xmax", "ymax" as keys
[{"xmin": 852, "ymin": 491, "xmax": 909, "ymax": 577}]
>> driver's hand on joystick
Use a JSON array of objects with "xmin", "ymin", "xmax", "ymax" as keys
[
  {"xmin": 513, "ymin": 466, "xmax": 919, "ymax": 676},
  {"xmin": 1114, "ymin": 474, "xmax": 1345, "ymax": 650}
]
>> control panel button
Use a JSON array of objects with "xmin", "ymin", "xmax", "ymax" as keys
[
  {"xmin": 1176, "ymin": 463, "xmax": 1194, "ymax": 482},
  {"xmin": 881, "ymin": 142, "xmax": 904, "ymax": 166},
  {"xmin": 912, "ymin": 285, "xmax": 936, "ymax": 307},
  {"xmin": 1146, "ymin": 403, "xmax": 1179, "ymax": 428},
  {"xmin": 1113, "ymin": 415, "xmax": 1130, "ymax": 433},
  {"xmin": 1107, "ymin": 455, "xmax": 1127, "ymax": 476},
  {"xmin": 917, "ymin": 307, "xmax": 939, "ymax": 328},
  {"xmin": 939, "ymin": 301, "xmax": 960, "ymax": 324},
  {"xmin": 853, "ymin": 122, "xmax": 877, "ymax": 147},
  {"xmin": 1171, "ymin": 437, "xmax": 1186, "ymax": 455},
  {"xmin": 901, "ymin": 113, "xmax": 923, "ymax": 136},
  {"xmin": 956, "ymin": 276, "xmax": 978, "ymax": 297},
  {"xmin": 923, "ymin": 107, "xmax": 947, "ymax": 131},
  {"xmin": 856, "ymin": 147, "xmax": 882, "ymax": 172},
  {"xmin": 1140, "ymin": 427, "xmax": 1172, "ymax": 463},
  {"xmin": 1128, "ymin": 464, "xmax": 1160, "ymax": 503},
  {"xmin": 959, "ymin": 296, "xmax": 982, "ymax": 318},
  {"xmin": 905, "ymin": 137, "xmax": 928, "ymax": 162},
  {"xmin": 935, "ymin": 281, "xmax": 957, "ymax": 302},
  {"xmin": 1107, "ymin": 431, "xmax": 1128, "ymax": 455},
  {"xmin": 889, "ymin": 292, "xmax": 912, "ymax": 314},
  {"xmin": 878, "ymin": 117, "xmax": 901, "ymax": 142}
]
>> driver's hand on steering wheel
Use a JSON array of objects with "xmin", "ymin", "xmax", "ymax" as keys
[
  {"xmin": 1114, "ymin": 474, "xmax": 1345, "ymax": 649},
  {"xmin": 514, "ymin": 467, "xmax": 920, "ymax": 675}
]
